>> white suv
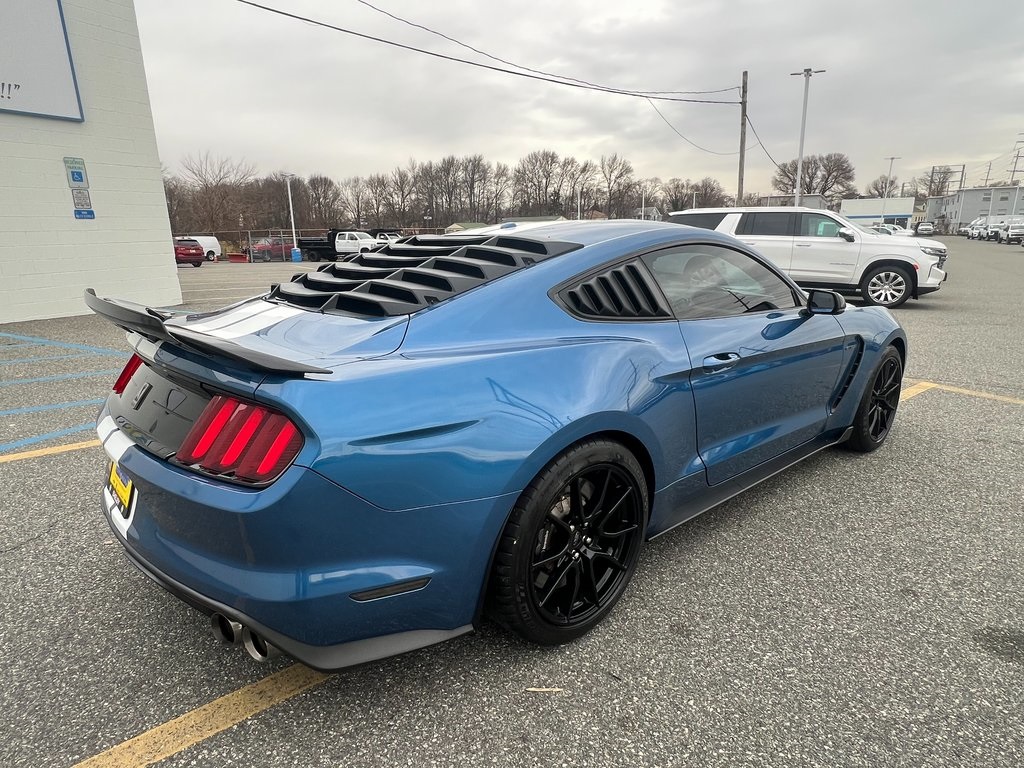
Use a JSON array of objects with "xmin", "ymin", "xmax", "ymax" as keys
[
  {"xmin": 667, "ymin": 207, "xmax": 948, "ymax": 308},
  {"xmin": 996, "ymin": 217, "xmax": 1024, "ymax": 245}
]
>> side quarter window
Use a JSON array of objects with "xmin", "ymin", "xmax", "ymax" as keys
[
  {"xmin": 737, "ymin": 212, "xmax": 795, "ymax": 236},
  {"xmin": 643, "ymin": 244, "xmax": 799, "ymax": 320}
]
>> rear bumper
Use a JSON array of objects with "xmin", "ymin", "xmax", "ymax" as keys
[
  {"xmin": 96, "ymin": 410, "xmax": 516, "ymax": 669},
  {"xmin": 115, "ymin": 538, "xmax": 472, "ymax": 671}
]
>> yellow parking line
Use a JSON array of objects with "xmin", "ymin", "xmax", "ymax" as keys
[
  {"xmin": 73, "ymin": 664, "xmax": 328, "ymax": 768},
  {"xmin": 899, "ymin": 381, "xmax": 938, "ymax": 401},
  {"xmin": 0, "ymin": 439, "xmax": 100, "ymax": 463},
  {"xmin": 929, "ymin": 382, "xmax": 1024, "ymax": 405}
]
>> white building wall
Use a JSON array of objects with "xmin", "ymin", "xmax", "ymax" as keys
[
  {"xmin": 0, "ymin": 0, "xmax": 181, "ymax": 324},
  {"xmin": 838, "ymin": 197, "xmax": 916, "ymax": 225}
]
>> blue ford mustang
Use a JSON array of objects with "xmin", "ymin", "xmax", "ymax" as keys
[{"xmin": 87, "ymin": 220, "xmax": 906, "ymax": 670}]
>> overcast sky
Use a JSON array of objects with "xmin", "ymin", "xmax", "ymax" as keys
[{"xmin": 134, "ymin": 0, "xmax": 1024, "ymax": 197}]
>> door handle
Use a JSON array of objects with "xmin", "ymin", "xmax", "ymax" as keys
[
  {"xmin": 741, "ymin": 241, "xmax": 757, "ymax": 246},
  {"xmin": 795, "ymin": 243, "xmax": 812, "ymax": 247},
  {"xmin": 702, "ymin": 352, "xmax": 741, "ymax": 371}
]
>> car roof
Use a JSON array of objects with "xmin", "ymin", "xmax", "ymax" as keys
[
  {"xmin": 667, "ymin": 206, "xmax": 831, "ymax": 215},
  {"xmin": 454, "ymin": 218, "xmax": 691, "ymax": 247}
]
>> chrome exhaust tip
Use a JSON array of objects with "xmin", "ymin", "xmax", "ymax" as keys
[
  {"xmin": 210, "ymin": 613, "xmax": 242, "ymax": 646},
  {"xmin": 242, "ymin": 627, "xmax": 280, "ymax": 662}
]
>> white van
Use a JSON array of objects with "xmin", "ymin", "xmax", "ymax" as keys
[{"xmin": 178, "ymin": 235, "xmax": 222, "ymax": 261}]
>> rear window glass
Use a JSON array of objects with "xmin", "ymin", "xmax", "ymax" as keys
[
  {"xmin": 175, "ymin": 239, "xmax": 200, "ymax": 246},
  {"xmin": 738, "ymin": 212, "xmax": 793, "ymax": 236},
  {"xmin": 667, "ymin": 212, "xmax": 727, "ymax": 230}
]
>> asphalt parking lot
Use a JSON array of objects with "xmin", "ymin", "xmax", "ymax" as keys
[{"xmin": 2, "ymin": 239, "xmax": 1023, "ymax": 768}]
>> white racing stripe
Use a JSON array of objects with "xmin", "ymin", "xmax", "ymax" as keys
[
  {"xmin": 178, "ymin": 303, "xmax": 306, "ymax": 339},
  {"xmin": 97, "ymin": 415, "xmax": 133, "ymax": 464},
  {"xmin": 178, "ymin": 300, "xmax": 275, "ymax": 334}
]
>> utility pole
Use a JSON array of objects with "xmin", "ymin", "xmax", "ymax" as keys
[
  {"xmin": 983, "ymin": 162, "xmax": 992, "ymax": 187},
  {"xmin": 881, "ymin": 156, "xmax": 900, "ymax": 223},
  {"xmin": 790, "ymin": 67, "xmax": 825, "ymax": 206},
  {"xmin": 736, "ymin": 70, "xmax": 748, "ymax": 204},
  {"xmin": 1009, "ymin": 150, "xmax": 1022, "ymax": 185}
]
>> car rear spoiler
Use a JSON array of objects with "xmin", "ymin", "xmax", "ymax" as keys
[{"xmin": 84, "ymin": 289, "xmax": 331, "ymax": 376}]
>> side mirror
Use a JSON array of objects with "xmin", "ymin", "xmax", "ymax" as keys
[
  {"xmin": 837, "ymin": 227, "xmax": 856, "ymax": 242},
  {"xmin": 805, "ymin": 289, "xmax": 846, "ymax": 315}
]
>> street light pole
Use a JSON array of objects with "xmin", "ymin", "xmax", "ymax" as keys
[
  {"xmin": 790, "ymin": 68, "xmax": 825, "ymax": 206},
  {"xmin": 881, "ymin": 156, "xmax": 900, "ymax": 224},
  {"xmin": 284, "ymin": 173, "xmax": 298, "ymax": 249}
]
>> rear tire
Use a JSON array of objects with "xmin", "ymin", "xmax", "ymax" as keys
[
  {"xmin": 192, "ymin": 262, "xmax": 202, "ymax": 267},
  {"xmin": 845, "ymin": 346, "xmax": 903, "ymax": 452},
  {"xmin": 489, "ymin": 439, "xmax": 648, "ymax": 646}
]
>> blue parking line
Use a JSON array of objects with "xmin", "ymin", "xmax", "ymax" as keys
[
  {"xmin": 0, "ymin": 370, "xmax": 120, "ymax": 388},
  {"xmin": 0, "ymin": 398, "xmax": 105, "ymax": 417},
  {"xmin": 0, "ymin": 423, "xmax": 96, "ymax": 454},
  {"xmin": 0, "ymin": 332, "xmax": 125, "ymax": 357},
  {"xmin": 0, "ymin": 352, "xmax": 98, "ymax": 366}
]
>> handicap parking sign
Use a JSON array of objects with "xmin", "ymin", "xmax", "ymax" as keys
[{"xmin": 63, "ymin": 157, "xmax": 90, "ymax": 189}]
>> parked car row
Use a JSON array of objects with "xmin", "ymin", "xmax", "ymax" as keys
[{"xmin": 963, "ymin": 216, "xmax": 1024, "ymax": 244}]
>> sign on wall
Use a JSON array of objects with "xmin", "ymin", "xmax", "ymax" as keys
[{"xmin": 0, "ymin": 0, "xmax": 84, "ymax": 122}]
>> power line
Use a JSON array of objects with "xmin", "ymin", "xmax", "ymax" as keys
[
  {"xmin": 353, "ymin": 0, "xmax": 740, "ymax": 97},
  {"xmin": 232, "ymin": 0, "xmax": 740, "ymax": 104},
  {"xmin": 645, "ymin": 99, "xmax": 740, "ymax": 156},
  {"xmin": 744, "ymin": 114, "xmax": 782, "ymax": 170}
]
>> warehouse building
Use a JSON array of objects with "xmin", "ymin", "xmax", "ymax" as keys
[
  {"xmin": 924, "ymin": 185, "xmax": 1023, "ymax": 232},
  {"xmin": 838, "ymin": 197, "xmax": 916, "ymax": 229},
  {"xmin": 0, "ymin": 0, "xmax": 180, "ymax": 324}
]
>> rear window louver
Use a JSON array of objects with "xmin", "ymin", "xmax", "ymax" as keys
[
  {"xmin": 267, "ymin": 235, "xmax": 582, "ymax": 317},
  {"xmin": 559, "ymin": 261, "xmax": 671, "ymax": 321}
]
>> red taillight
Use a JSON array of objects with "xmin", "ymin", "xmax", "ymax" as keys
[
  {"xmin": 175, "ymin": 395, "xmax": 304, "ymax": 484},
  {"xmin": 113, "ymin": 354, "xmax": 144, "ymax": 394}
]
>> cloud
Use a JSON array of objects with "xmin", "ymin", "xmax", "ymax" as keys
[{"xmin": 137, "ymin": 0, "xmax": 1024, "ymax": 193}]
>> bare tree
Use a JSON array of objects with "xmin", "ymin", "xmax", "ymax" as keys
[
  {"xmin": 865, "ymin": 175, "xmax": 898, "ymax": 198},
  {"xmin": 180, "ymin": 152, "xmax": 255, "ymax": 232},
  {"xmin": 661, "ymin": 177, "xmax": 695, "ymax": 212},
  {"xmin": 513, "ymin": 150, "xmax": 561, "ymax": 216},
  {"xmin": 387, "ymin": 165, "xmax": 415, "ymax": 227},
  {"xmin": 772, "ymin": 152, "xmax": 856, "ymax": 202},
  {"xmin": 436, "ymin": 155, "xmax": 462, "ymax": 225},
  {"xmin": 162, "ymin": 173, "xmax": 191, "ymax": 233},
  {"xmin": 486, "ymin": 162, "xmax": 512, "ymax": 222},
  {"xmin": 365, "ymin": 173, "xmax": 390, "ymax": 228},
  {"xmin": 633, "ymin": 177, "xmax": 663, "ymax": 218},
  {"xmin": 926, "ymin": 166, "xmax": 955, "ymax": 197},
  {"xmin": 693, "ymin": 176, "xmax": 728, "ymax": 208},
  {"xmin": 461, "ymin": 154, "xmax": 489, "ymax": 221},
  {"xmin": 307, "ymin": 174, "xmax": 342, "ymax": 228},
  {"xmin": 600, "ymin": 153, "xmax": 634, "ymax": 217},
  {"xmin": 339, "ymin": 176, "xmax": 368, "ymax": 228}
]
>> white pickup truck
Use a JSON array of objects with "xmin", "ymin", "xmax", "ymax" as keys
[
  {"xmin": 297, "ymin": 230, "xmax": 378, "ymax": 262},
  {"xmin": 668, "ymin": 207, "xmax": 948, "ymax": 308}
]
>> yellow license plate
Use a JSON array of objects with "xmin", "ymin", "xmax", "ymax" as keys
[{"xmin": 107, "ymin": 461, "xmax": 135, "ymax": 516}]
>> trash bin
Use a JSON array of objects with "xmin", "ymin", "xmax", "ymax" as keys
[{"xmin": 291, "ymin": 248, "xmax": 302, "ymax": 263}]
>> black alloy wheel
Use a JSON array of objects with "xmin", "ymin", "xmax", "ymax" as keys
[
  {"xmin": 490, "ymin": 439, "xmax": 647, "ymax": 645},
  {"xmin": 845, "ymin": 346, "xmax": 903, "ymax": 452}
]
